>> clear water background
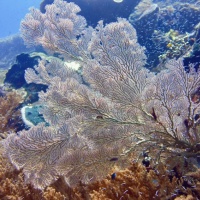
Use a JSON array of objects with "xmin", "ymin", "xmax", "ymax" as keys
[{"xmin": 0, "ymin": 0, "xmax": 41, "ymax": 38}]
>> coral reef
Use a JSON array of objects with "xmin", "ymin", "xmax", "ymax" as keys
[
  {"xmin": 157, "ymin": 29, "xmax": 194, "ymax": 63},
  {"xmin": 129, "ymin": 0, "xmax": 200, "ymax": 68},
  {"xmin": 2, "ymin": 0, "xmax": 200, "ymax": 199},
  {"xmin": 2, "ymin": 0, "xmax": 200, "ymax": 192}
]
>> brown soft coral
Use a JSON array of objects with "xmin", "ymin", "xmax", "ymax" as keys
[
  {"xmin": 0, "ymin": 91, "xmax": 23, "ymax": 138},
  {"xmin": 1, "ymin": 144, "xmax": 200, "ymax": 200},
  {"xmin": 0, "ymin": 147, "xmax": 37, "ymax": 200},
  {"xmin": 75, "ymin": 162, "xmax": 179, "ymax": 200},
  {"xmin": 0, "ymin": 146, "xmax": 71, "ymax": 200},
  {"xmin": 0, "ymin": 141, "xmax": 86, "ymax": 200}
]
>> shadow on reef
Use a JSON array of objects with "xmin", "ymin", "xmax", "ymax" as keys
[{"xmin": 4, "ymin": 53, "xmax": 48, "ymax": 104}]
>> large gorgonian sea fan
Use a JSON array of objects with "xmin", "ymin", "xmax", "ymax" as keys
[{"xmin": 3, "ymin": 0, "xmax": 200, "ymax": 190}]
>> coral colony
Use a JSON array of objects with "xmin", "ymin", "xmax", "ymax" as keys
[{"xmin": 1, "ymin": 0, "xmax": 200, "ymax": 199}]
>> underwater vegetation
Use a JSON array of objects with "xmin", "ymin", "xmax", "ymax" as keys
[{"xmin": 2, "ymin": 0, "xmax": 200, "ymax": 199}]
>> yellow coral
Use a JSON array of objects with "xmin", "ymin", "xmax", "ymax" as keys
[{"xmin": 167, "ymin": 43, "xmax": 173, "ymax": 48}]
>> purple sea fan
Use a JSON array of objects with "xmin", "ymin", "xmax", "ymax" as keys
[{"xmin": 3, "ymin": 0, "xmax": 200, "ymax": 191}]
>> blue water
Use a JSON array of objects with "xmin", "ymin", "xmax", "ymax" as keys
[{"xmin": 0, "ymin": 0, "xmax": 41, "ymax": 38}]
